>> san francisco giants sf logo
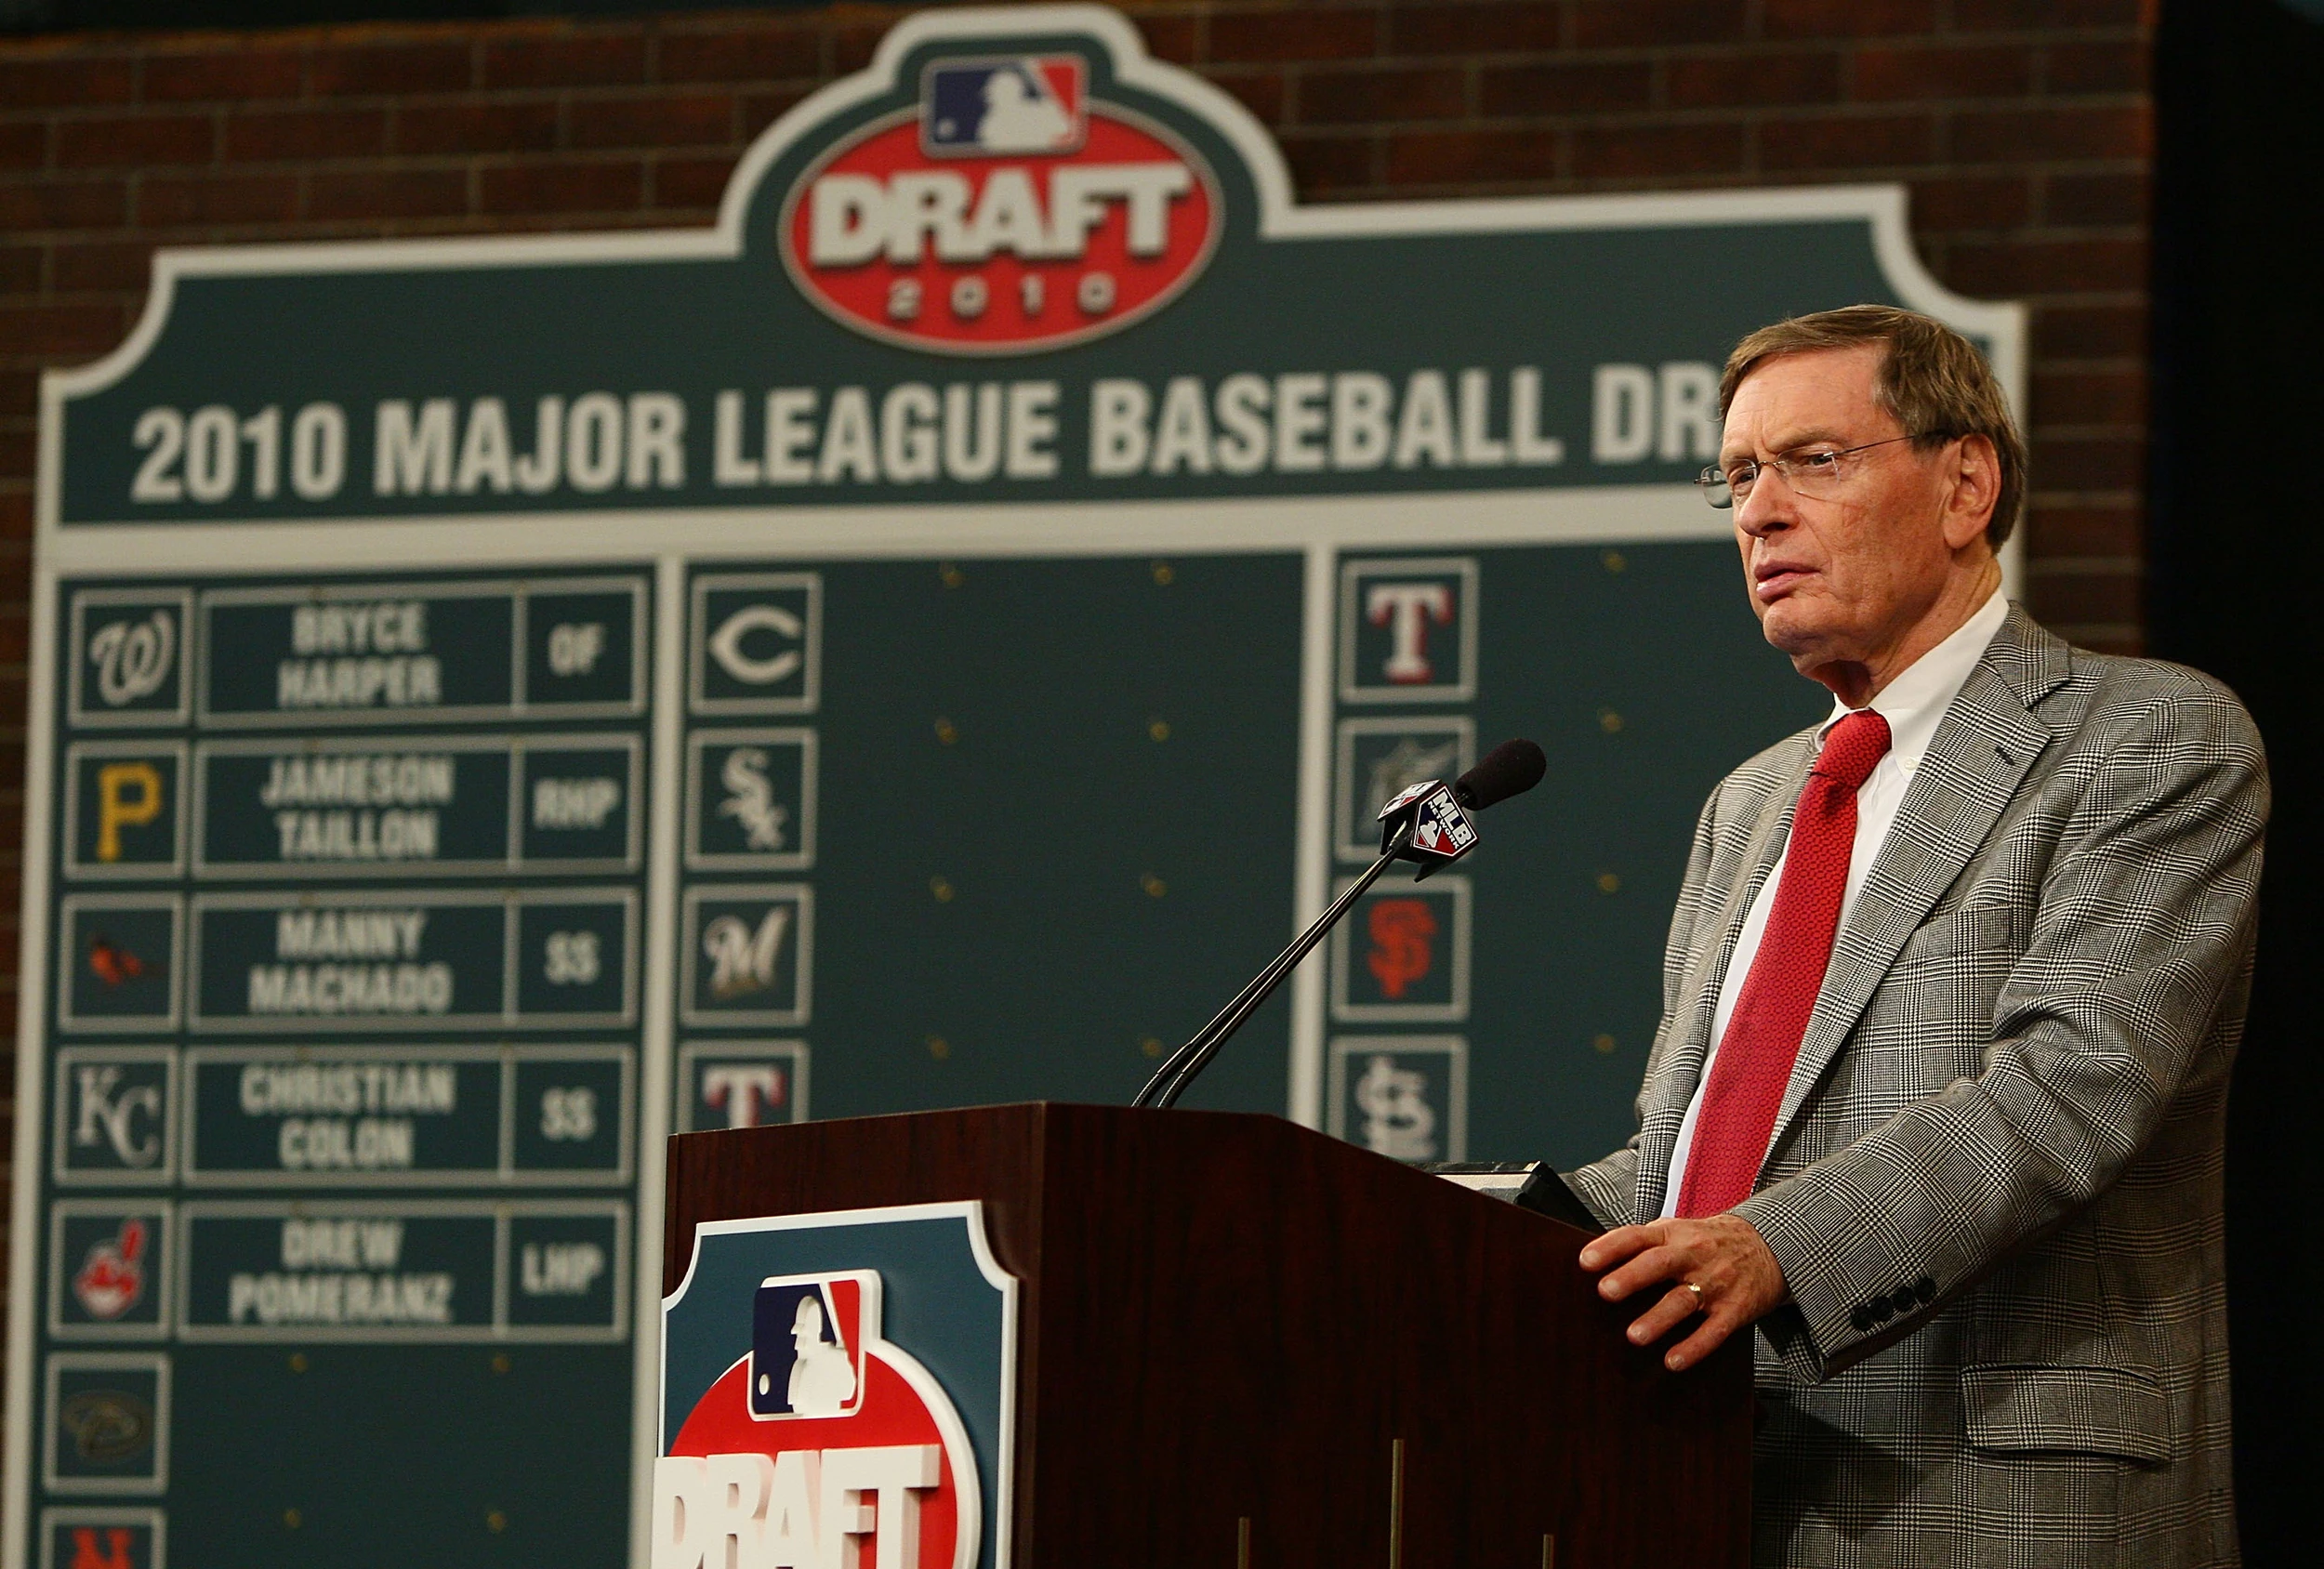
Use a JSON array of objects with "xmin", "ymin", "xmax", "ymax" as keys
[{"xmin": 1366, "ymin": 898, "xmax": 1438, "ymax": 999}]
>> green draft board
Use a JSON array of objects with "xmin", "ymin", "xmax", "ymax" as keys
[{"xmin": 6, "ymin": 7, "xmax": 2022, "ymax": 1566}]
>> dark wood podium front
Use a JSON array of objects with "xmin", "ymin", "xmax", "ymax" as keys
[{"xmin": 663, "ymin": 1102, "xmax": 1749, "ymax": 1567}]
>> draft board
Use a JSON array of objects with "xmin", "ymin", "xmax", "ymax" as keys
[{"xmin": 6, "ymin": 6, "xmax": 2022, "ymax": 1565}]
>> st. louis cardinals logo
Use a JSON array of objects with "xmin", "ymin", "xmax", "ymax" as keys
[{"xmin": 654, "ymin": 1269, "xmax": 983, "ymax": 1569}]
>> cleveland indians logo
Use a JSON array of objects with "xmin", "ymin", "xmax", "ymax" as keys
[
  {"xmin": 73, "ymin": 1218, "xmax": 149, "ymax": 1321},
  {"xmin": 654, "ymin": 1270, "xmax": 982, "ymax": 1569}
]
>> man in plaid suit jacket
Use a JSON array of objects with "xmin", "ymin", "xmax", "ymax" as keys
[{"xmin": 1565, "ymin": 307, "xmax": 2267, "ymax": 1568}]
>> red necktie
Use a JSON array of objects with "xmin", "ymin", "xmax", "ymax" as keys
[{"xmin": 1675, "ymin": 708, "xmax": 1892, "ymax": 1219}]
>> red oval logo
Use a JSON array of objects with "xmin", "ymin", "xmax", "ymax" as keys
[{"xmin": 780, "ymin": 57, "xmax": 1221, "ymax": 355}]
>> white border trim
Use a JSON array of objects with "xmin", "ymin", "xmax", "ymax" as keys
[
  {"xmin": 1326, "ymin": 1035, "xmax": 1469, "ymax": 1163},
  {"xmin": 41, "ymin": 1351, "xmax": 169, "ymax": 1496},
  {"xmin": 661, "ymin": 1199, "xmax": 1017, "ymax": 1569},
  {"xmin": 673, "ymin": 1041, "xmax": 812, "ymax": 1132},
  {"xmin": 683, "ymin": 728, "xmax": 819, "ymax": 873},
  {"xmin": 1332, "ymin": 718, "xmax": 1476, "ymax": 864},
  {"xmin": 1326, "ymin": 872, "xmax": 1473, "ymax": 1024},
  {"xmin": 46, "ymin": 1201, "xmax": 174, "ymax": 1343},
  {"xmin": 37, "ymin": 1508, "xmax": 165, "ymax": 1569}
]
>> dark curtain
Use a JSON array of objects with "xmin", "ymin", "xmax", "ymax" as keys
[{"xmin": 2150, "ymin": 2, "xmax": 2324, "ymax": 1563}]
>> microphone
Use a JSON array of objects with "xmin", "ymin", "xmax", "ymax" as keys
[
  {"xmin": 1133, "ymin": 738, "xmax": 1547, "ymax": 1111},
  {"xmin": 1455, "ymin": 738, "xmax": 1548, "ymax": 811}
]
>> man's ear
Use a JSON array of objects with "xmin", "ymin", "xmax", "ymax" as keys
[{"xmin": 1942, "ymin": 433, "xmax": 2001, "ymax": 552}]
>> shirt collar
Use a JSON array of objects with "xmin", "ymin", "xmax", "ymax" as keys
[{"xmin": 1816, "ymin": 588, "xmax": 2008, "ymax": 776}]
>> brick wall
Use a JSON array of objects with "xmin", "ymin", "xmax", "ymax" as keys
[{"xmin": 0, "ymin": 0, "xmax": 2150, "ymax": 1326}]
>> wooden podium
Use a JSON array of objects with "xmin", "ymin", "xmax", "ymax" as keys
[{"xmin": 663, "ymin": 1102, "xmax": 1750, "ymax": 1567}]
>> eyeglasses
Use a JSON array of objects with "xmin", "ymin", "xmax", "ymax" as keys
[{"xmin": 1696, "ymin": 434, "xmax": 1932, "ymax": 509}]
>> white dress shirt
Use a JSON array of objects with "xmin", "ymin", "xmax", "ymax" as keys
[{"xmin": 1659, "ymin": 589, "xmax": 2009, "ymax": 1218}]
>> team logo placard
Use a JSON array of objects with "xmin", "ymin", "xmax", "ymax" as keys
[
  {"xmin": 1328, "ymin": 875, "xmax": 1472, "ymax": 1023},
  {"xmin": 779, "ymin": 44, "xmax": 1221, "ymax": 355},
  {"xmin": 679, "ymin": 1043, "xmax": 810, "ymax": 1132},
  {"xmin": 68, "ymin": 589, "xmax": 190, "ymax": 728},
  {"xmin": 1339, "ymin": 558, "xmax": 1480, "ymax": 704},
  {"xmin": 1327, "ymin": 1036, "xmax": 1468, "ymax": 1164},
  {"xmin": 658, "ymin": 1203, "xmax": 1016, "ymax": 1569},
  {"xmin": 40, "ymin": 1509, "xmax": 165, "ymax": 1569},
  {"xmin": 49, "ymin": 1205, "xmax": 172, "ymax": 1338},
  {"xmin": 1336, "ymin": 718, "xmax": 1473, "ymax": 863}
]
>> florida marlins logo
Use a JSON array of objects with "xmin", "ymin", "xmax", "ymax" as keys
[
  {"xmin": 86, "ymin": 611, "xmax": 177, "ymax": 707},
  {"xmin": 704, "ymin": 908, "xmax": 792, "ymax": 1000},
  {"xmin": 1368, "ymin": 736, "xmax": 1460, "ymax": 826},
  {"xmin": 1354, "ymin": 1054, "xmax": 1437, "ymax": 1161},
  {"xmin": 720, "ymin": 748, "xmax": 791, "ymax": 851}
]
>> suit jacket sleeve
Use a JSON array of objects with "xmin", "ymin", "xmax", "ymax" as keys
[
  {"xmin": 1734, "ymin": 677, "xmax": 2268, "ymax": 1381},
  {"xmin": 1564, "ymin": 779, "xmax": 1727, "ymax": 1229}
]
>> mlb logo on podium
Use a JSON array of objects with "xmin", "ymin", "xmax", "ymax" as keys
[
  {"xmin": 921, "ymin": 57, "xmax": 1086, "ymax": 155},
  {"xmin": 748, "ymin": 1272, "xmax": 874, "ymax": 1420}
]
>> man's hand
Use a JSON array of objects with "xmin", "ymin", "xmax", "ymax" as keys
[{"xmin": 1578, "ymin": 1214, "xmax": 1788, "ymax": 1372}]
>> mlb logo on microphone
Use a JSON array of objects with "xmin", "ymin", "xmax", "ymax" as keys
[
  {"xmin": 922, "ymin": 57, "xmax": 1086, "ymax": 155},
  {"xmin": 750, "ymin": 1273, "xmax": 870, "ymax": 1419}
]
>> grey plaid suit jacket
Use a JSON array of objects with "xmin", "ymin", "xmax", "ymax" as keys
[{"xmin": 1567, "ymin": 604, "xmax": 2267, "ymax": 1569}]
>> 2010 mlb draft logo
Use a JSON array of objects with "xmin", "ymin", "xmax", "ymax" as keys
[
  {"xmin": 659, "ymin": 1203, "xmax": 1016, "ymax": 1569},
  {"xmin": 779, "ymin": 38, "xmax": 1222, "ymax": 354}
]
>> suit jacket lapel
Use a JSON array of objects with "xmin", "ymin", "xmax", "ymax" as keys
[
  {"xmin": 1761, "ymin": 606, "xmax": 2068, "ymax": 1161},
  {"xmin": 1632, "ymin": 737, "xmax": 1812, "ymax": 1217}
]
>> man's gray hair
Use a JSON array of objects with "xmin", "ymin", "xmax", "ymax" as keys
[{"xmin": 1720, "ymin": 305, "xmax": 2027, "ymax": 548}]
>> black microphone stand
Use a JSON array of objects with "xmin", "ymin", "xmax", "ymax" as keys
[{"xmin": 1132, "ymin": 821, "xmax": 1414, "ymax": 1111}]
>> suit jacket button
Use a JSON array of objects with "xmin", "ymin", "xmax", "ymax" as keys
[
  {"xmin": 1891, "ymin": 1286, "xmax": 1918, "ymax": 1315},
  {"xmin": 1872, "ymin": 1298, "xmax": 1895, "ymax": 1323},
  {"xmin": 1916, "ymin": 1276, "xmax": 1937, "ymax": 1303},
  {"xmin": 1851, "ymin": 1306, "xmax": 1875, "ymax": 1333}
]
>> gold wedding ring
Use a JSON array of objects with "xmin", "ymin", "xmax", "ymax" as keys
[{"xmin": 1684, "ymin": 1282, "xmax": 1706, "ymax": 1307}]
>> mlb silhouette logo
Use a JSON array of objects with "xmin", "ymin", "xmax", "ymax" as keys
[
  {"xmin": 1328, "ymin": 876, "xmax": 1471, "ymax": 1022},
  {"xmin": 1340, "ymin": 557, "xmax": 1479, "ymax": 704},
  {"xmin": 749, "ymin": 1272, "xmax": 875, "ymax": 1420},
  {"xmin": 922, "ymin": 57, "xmax": 1086, "ymax": 156}
]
